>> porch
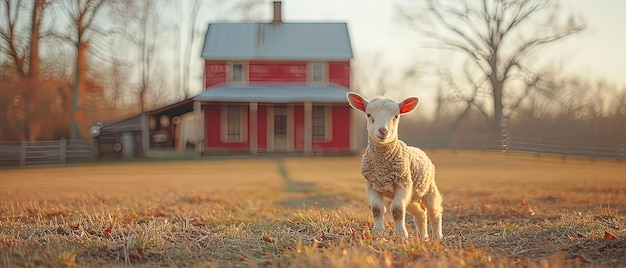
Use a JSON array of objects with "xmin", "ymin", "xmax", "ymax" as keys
[{"xmin": 194, "ymin": 84, "xmax": 357, "ymax": 155}]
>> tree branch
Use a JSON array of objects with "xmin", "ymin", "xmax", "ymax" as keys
[
  {"xmin": 501, "ymin": 0, "xmax": 546, "ymax": 37},
  {"xmin": 425, "ymin": 0, "xmax": 488, "ymax": 57},
  {"xmin": 503, "ymin": 23, "xmax": 585, "ymax": 80}
]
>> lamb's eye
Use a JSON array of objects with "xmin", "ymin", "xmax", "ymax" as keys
[
  {"xmin": 366, "ymin": 113, "xmax": 371, "ymax": 118},
  {"xmin": 394, "ymin": 115, "xmax": 399, "ymax": 120}
]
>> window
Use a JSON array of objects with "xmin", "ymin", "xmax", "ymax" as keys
[
  {"xmin": 231, "ymin": 62, "xmax": 245, "ymax": 82},
  {"xmin": 227, "ymin": 105, "xmax": 241, "ymax": 140},
  {"xmin": 312, "ymin": 105, "xmax": 327, "ymax": 141},
  {"xmin": 223, "ymin": 105, "xmax": 246, "ymax": 142},
  {"xmin": 311, "ymin": 62, "xmax": 325, "ymax": 83}
]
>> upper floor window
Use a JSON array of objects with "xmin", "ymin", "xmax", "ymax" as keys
[
  {"xmin": 231, "ymin": 62, "xmax": 245, "ymax": 82},
  {"xmin": 311, "ymin": 62, "xmax": 326, "ymax": 83}
]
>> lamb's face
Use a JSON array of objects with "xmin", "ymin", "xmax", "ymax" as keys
[
  {"xmin": 365, "ymin": 98, "xmax": 401, "ymax": 144},
  {"xmin": 346, "ymin": 92, "xmax": 420, "ymax": 145}
]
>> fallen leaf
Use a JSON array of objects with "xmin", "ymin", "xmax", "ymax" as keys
[
  {"xmin": 57, "ymin": 226, "xmax": 70, "ymax": 235},
  {"xmin": 262, "ymin": 235, "xmax": 277, "ymax": 243},
  {"xmin": 604, "ymin": 231, "xmax": 617, "ymax": 240},
  {"xmin": 410, "ymin": 252, "xmax": 422, "ymax": 259},
  {"xmin": 102, "ymin": 226, "xmax": 113, "ymax": 237},
  {"xmin": 136, "ymin": 247, "xmax": 145, "ymax": 258}
]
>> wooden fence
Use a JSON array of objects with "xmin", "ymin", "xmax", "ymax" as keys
[
  {"xmin": 506, "ymin": 139, "xmax": 625, "ymax": 160},
  {"xmin": 415, "ymin": 136, "xmax": 626, "ymax": 161},
  {"xmin": 0, "ymin": 140, "xmax": 94, "ymax": 168},
  {"xmin": 0, "ymin": 137, "xmax": 623, "ymax": 168}
]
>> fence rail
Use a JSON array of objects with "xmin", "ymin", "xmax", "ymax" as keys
[
  {"xmin": 507, "ymin": 140, "xmax": 625, "ymax": 160},
  {"xmin": 416, "ymin": 136, "xmax": 626, "ymax": 161},
  {"xmin": 0, "ymin": 139, "xmax": 94, "ymax": 168}
]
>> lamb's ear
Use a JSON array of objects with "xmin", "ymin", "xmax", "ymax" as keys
[
  {"xmin": 399, "ymin": 97, "xmax": 419, "ymax": 114},
  {"xmin": 346, "ymin": 92, "xmax": 368, "ymax": 112}
]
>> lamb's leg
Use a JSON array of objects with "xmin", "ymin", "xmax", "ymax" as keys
[
  {"xmin": 423, "ymin": 187, "xmax": 443, "ymax": 240},
  {"xmin": 390, "ymin": 187, "xmax": 411, "ymax": 238},
  {"xmin": 406, "ymin": 202, "xmax": 428, "ymax": 241},
  {"xmin": 366, "ymin": 184, "xmax": 386, "ymax": 232}
]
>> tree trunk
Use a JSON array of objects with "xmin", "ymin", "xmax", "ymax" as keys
[
  {"xmin": 70, "ymin": 43, "xmax": 80, "ymax": 140},
  {"xmin": 492, "ymin": 76, "xmax": 503, "ymax": 136},
  {"xmin": 489, "ymin": 49, "xmax": 503, "ymax": 138},
  {"xmin": 25, "ymin": 0, "xmax": 44, "ymax": 141}
]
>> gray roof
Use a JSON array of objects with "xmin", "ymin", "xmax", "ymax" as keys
[
  {"xmin": 201, "ymin": 23, "xmax": 353, "ymax": 60},
  {"xmin": 194, "ymin": 84, "xmax": 351, "ymax": 103}
]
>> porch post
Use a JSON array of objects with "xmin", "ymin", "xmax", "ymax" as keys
[
  {"xmin": 194, "ymin": 101, "xmax": 204, "ymax": 155},
  {"xmin": 140, "ymin": 112, "xmax": 149, "ymax": 157},
  {"xmin": 249, "ymin": 102, "xmax": 258, "ymax": 155},
  {"xmin": 304, "ymin": 101, "xmax": 312, "ymax": 155},
  {"xmin": 350, "ymin": 108, "xmax": 357, "ymax": 153}
]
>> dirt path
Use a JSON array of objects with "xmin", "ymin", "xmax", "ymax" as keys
[{"xmin": 274, "ymin": 158, "xmax": 350, "ymax": 208}]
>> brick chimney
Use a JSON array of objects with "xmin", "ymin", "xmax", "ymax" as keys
[{"xmin": 272, "ymin": 1, "xmax": 282, "ymax": 24}]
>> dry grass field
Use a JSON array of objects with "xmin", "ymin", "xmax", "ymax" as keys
[{"xmin": 1, "ymin": 150, "xmax": 625, "ymax": 267}]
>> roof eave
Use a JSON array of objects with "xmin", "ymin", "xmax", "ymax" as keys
[{"xmin": 200, "ymin": 56, "xmax": 353, "ymax": 61}]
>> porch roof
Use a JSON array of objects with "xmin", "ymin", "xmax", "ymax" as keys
[{"xmin": 194, "ymin": 84, "xmax": 351, "ymax": 103}]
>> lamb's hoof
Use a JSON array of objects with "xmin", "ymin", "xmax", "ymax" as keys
[
  {"xmin": 371, "ymin": 228, "xmax": 385, "ymax": 233},
  {"xmin": 372, "ymin": 224, "xmax": 385, "ymax": 233}
]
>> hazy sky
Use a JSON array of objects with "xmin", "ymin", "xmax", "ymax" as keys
[{"xmin": 240, "ymin": 0, "xmax": 626, "ymax": 89}]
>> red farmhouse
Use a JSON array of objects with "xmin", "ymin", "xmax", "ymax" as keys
[{"xmin": 193, "ymin": 1, "xmax": 356, "ymax": 155}]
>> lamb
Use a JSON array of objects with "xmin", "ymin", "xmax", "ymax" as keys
[{"xmin": 346, "ymin": 92, "xmax": 443, "ymax": 240}]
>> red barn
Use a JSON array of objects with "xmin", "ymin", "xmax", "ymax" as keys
[{"xmin": 193, "ymin": 1, "xmax": 356, "ymax": 155}]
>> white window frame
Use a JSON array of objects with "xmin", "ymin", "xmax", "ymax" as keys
[
  {"xmin": 220, "ymin": 104, "xmax": 248, "ymax": 142},
  {"xmin": 310, "ymin": 62, "xmax": 327, "ymax": 83},
  {"xmin": 312, "ymin": 105, "xmax": 332, "ymax": 142},
  {"xmin": 230, "ymin": 62, "xmax": 247, "ymax": 83}
]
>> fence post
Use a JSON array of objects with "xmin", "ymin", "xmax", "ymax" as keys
[
  {"xmin": 20, "ymin": 140, "xmax": 27, "ymax": 167},
  {"xmin": 60, "ymin": 139, "xmax": 67, "ymax": 165}
]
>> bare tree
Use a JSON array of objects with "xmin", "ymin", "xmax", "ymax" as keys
[
  {"xmin": 352, "ymin": 54, "xmax": 392, "ymax": 97},
  {"xmin": 183, "ymin": 0, "xmax": 203, "ymax": 99},
  {"xmin": 123, "ymin": 0, "xmax": 169, "ymax": 111},
  {"xmin": 137, "ymin": 0, "xmax": 155, "ymax": 112},
  {"xmin": 47, "ymin": 0, "xmax": 111, "ymax": 138},
  {"xmin": 352, "ymin": 53, "xmax": 424, "ymax": 98},
  {"xmin": 435, "ymin": 65, "xmax": 491, "ymax": 137},
  {"xmin": 229, "ymin": 0, "xmax": 265, "ymax": 21},
  {"xmin": 175, "ymin": 0, "xmax": 203, "ymax": 99},
  {"xmin": 1, "ymin": 0, "xmax": 28, "ymax": 77},
  {"xmin": 106, "ymin": 58, "xmax": 127, "ymax": 109},
  {"xmin": 1, "ymin": 0, "xmax": 47, "ymax": 140},
  {"xmin": 397, "ymin": 0, "xmax": 585, "ymax": 135}
]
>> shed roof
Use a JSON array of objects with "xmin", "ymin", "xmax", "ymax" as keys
[
  {"xmin": 100, "ymin": 114, "xmax": 141, "ymax": 134},
  {"xmin": 98, "ymin": 99, "xmax": 194, "ymax": 134},
  {"xmin": 194, "ymin": 84, "xmax": 351, "ymax": 103},
  {"xmin": 201, "ymin": 23, "xmax": 353, "ymax": 60}
]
